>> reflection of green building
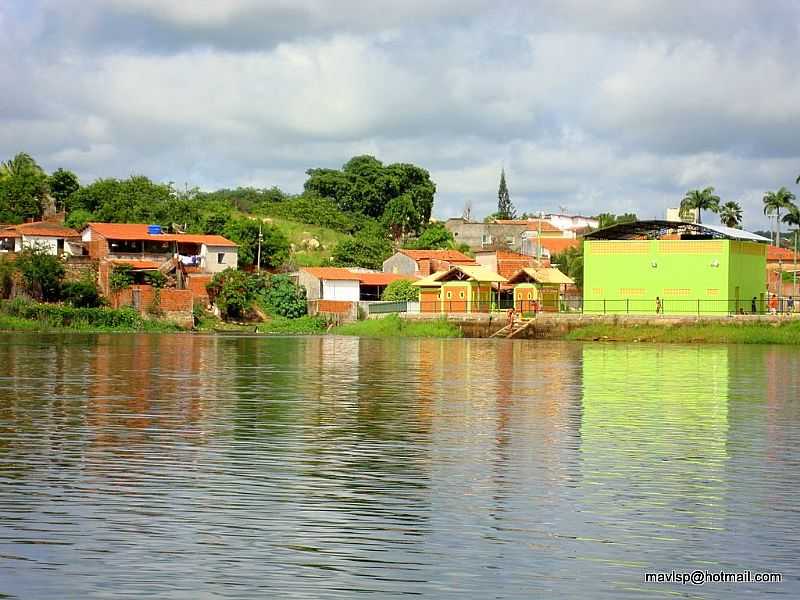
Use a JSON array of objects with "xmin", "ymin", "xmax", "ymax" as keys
[
  {"xmin": 580, "ymin": 344, "xmax": 730, "ymax": 530},
  {"xmin": 583, "ymin": 221, "xmax": 769, "ymax": 314}
]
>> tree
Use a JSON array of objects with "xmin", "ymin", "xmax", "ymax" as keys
[
  {"xmin": 718, "ymin": 201, "xmax": 743, "ymax": 228},
  {"xmin": 551, "ymin": 245, "xmax": 583, "ymax": 289},
  {"xmin": 679, "ymin": 187, "xmax": 720, "ymax": 224},
  {"xmin": 303, "ymin": 155, "xmax": 436, "ymax": 233},
  {"xmin": 206, "ymin": 269, "xmax": 255, "ymax": 319},
  {"xmin": 381, "ymin": 279, "xmax": 419, "ymax": 302},
  {"xmin": 64, "ymin": 208, "xmax": 94, "ymax": 231},
  {"xmin": 61, "ymin": 280, "xmax": 103, "ymax": 308},
  {"xmin": 763, "ymin": 187, "xmax": 797, "ymax": 246},
  {"xmin": 14, "ymin": 246, "xmax": 65, "ymax": 301},
  {"xmin": 49, "ymin": 168, "xmax": 80, "ymax": 211},
  {"xmin": 594, "ymin": 213, "xmax": 637, "ymax": 229},
  {"xmin": 223, "ymin": 218, "xmax": 290, "ymax": 269},
  {"xmin": 404, "ymin": 223, "xmax": 455, "ymax": 249},
  {"xmin": 782, "ymin": 204, "xmax": 800, "ymax": 255},
  {"xmin": 497, "ymin": 168, "xmax": 515, "ymax": 220},
  {"xmin": 332, "ymin": 228, "xmax": 393, "ymax": 270},
  {"xmin": 382, "ymin": 194, "xmax": 416, "ymax": 242},
  {"xmin": 0, "ymin": 152, "xmax": 49, "ymax": 222}
]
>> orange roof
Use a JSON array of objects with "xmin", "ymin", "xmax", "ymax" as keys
[
  {"xmin": 399, "ymin": 249, "xmax": 474, "ymax": 262},
  {"xmin": 767, "ymin": 245, "xmax": 800, "ymax": 262},
  {"xmin": 86, "ymin": 223, "xmax": 237, "ymax": 247},
  {"xmin": 302, "ymin": 267, "xmax": 416, "ymax": 285},
  {"xmin": 2, "ymin": 221, "xmax": 80, "ymax": 238},
  {"xmin": 109, "ymin": 259, "xmax": 161, "ymax": 270},
  {"xmin": 539, "ymin": 238, "xmax": 580, "ymax": 253},
  {"xmin": 493, "ymin": 219, "xmax": 563, "ymax": 233}
]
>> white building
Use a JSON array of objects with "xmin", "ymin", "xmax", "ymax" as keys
[
  {"xmin": 0, "ymin": 221, "xmax": 81, "ymax": 255},
  {"xmin": 544, "ymin": 214, "xmax": 600, "ymax": 232},
  {"xmin": 298, "ymin": 267, "xmax": 417, "ymax": 302}
]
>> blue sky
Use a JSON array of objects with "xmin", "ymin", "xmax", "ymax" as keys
[{"xmin": 1, "ymin": 0, "xmax": 799, "ymax": 227}]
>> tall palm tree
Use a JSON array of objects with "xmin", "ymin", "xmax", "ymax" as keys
[
  {"xmin": 679, "ymin": 187, "xmax": 720, "ymax": 224},
  {"xmin": 763, "ymin": 187, "xmax": 797, "ymax": 246},
  {"xmin": 0, "ymin": 152, "xmax": 41, "ymax": 179},
  {"xmin": 718, "ymin": 201, "xmax": 743, "ymax": 228}
]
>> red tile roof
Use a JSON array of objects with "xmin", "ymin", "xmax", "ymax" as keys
[
  {"xmin": 302, "ymin": 267, "xmax": 416, "ymax": 285},
  {"xmin": 2, "ymin": 221, "xmax": 80, "ymax": 238},
  {"xmin": 767, "ymin": 245, "xmax": 800, "ymax": 262},
  {"xmin": 86, "ymin": 223, "xmax": 237, "ymax": 247},
  {"xmin": 399, "ymin": 249, "xmax": 474, "ymax": 262},
  {"xmin": 109, "ymin": 259, "xmax": 162, "ymax": 270},
  {"xmin": 539, "ymin": 238, "xmax": 581, "ymax": 254}
]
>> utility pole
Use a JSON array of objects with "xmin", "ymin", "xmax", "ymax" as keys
[{"xmin": 257, "ymin": 222, "xmax": 263, "ymax": 272}]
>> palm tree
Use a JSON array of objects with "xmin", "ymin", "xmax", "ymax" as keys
[
  {"xmin": 763, "ymin": 187, "xmax": 797, "ymax": 246},
  {"xmin": 679, "ymin": 187, "xmax": 720, "ymax": 224},
  {"xmin": 0, "ymin": 152, "xmax": 42, "ymax": 179},
  {"xmin": 718, "ymin": 201, "xmax": 743, "ymax": 228}
]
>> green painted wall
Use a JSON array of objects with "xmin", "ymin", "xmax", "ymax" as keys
[{"xmin": 583, "ymin": 239, "xmax": 767, "ymax": 314}]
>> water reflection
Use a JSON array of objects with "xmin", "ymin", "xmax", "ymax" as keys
[{"xmin": 0, "ymin": 334, "xmax": 799, "ymax": 598}]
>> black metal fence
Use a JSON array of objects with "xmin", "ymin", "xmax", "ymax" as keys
[{"xmin": 369, "ymin": 297, "xmax": 800, "ymax": 316}]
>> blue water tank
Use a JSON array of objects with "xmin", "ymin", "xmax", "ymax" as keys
[{"xmin": 147, "ymin": 225, "xmax": 162, "ymax": 235}]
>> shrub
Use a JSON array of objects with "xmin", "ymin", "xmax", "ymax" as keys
[
  {"xmin": 144, "ymin": 270, "xmax": 166, "ymax": 288},
  {"xmin": 109, "ymin": 264, "xmax": 134, "ymax": 291},
  {"xmin": 207, "ymin": 269, "xmax": 254, "ymax": 319},
  {"xmin": 61, "ymin": 280, "xmax": 104, "ymax": 308},
  {"xmin": 14, "ymin": 247, "xmax": 65, "ymax": 301},
  {"xmin": 381, "ymin": 279, "xmax": 419, "ymax": 302},
  {"xmin": 259, "ymin": 274, "xmax": 307, "ymax": 318}
]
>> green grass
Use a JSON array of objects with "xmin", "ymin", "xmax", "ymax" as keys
[
  {"xmin": 331, "ymin": 314, "xmax": 463, "ymax": 338},
  {"xmin": 261, "ymin": 216, "xmax": 348, "ymax": 267},
  {"xmin": 0, "ymin": 299, "xmax": 182, "ymax": 333},
  {"xmin": 565, "ymin": 320, "xmax": 800, "ymax": 345}
]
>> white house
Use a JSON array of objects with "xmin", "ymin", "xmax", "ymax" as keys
[
  {"xmin": 0, "ymin": 221, "xmax": 81, "ymax": 255},
  {"xmin": 298, "ymin": 267, "xmax": 417, "ymax": 302}
]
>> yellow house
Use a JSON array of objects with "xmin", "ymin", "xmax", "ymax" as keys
[
  {"xmin": 413, "ymin": 265, "xmax": 506, "ymax": 313},
  {"xmin": 506, "ymin": 267, "xmax": 574, "ymax": 312}
]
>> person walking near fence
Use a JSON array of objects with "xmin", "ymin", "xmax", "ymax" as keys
[
  {"xmin": 655, "ymin": 296, "xmax": 663, "ymax": 315},
  {"xmin": 788, "ymin": 296, "xmax": 795, "ymax": 313},
  {"xmin": 769, "ymin": 294, "xmax": 779, "ymax": 315},
  {"xmin": 752, "ymin": 297, "xmax": 758, "ymax": 314}
]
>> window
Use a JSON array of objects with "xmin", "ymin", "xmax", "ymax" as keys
[
  {"xmin": 217, "ymin": 252, "xmax": 225, "ymax": 264},
  {"xmin": 459, "ymin": 291, "xmax": 465, "ymax": 299},
  {"xmin": 481, "ymin": 234, "xmax": 492, "ymax": 246},
  {"xmin": 108, "ymin": 239, "xmax": 142, "ymax": 254},
  {"xmin": 446, "ymin": 291, "xmax": 452, "ymax": 299},
  {"xmin": 506, "ymin": 236, "xmax": 514, "ymax": 245}
]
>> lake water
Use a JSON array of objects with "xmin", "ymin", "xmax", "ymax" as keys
[{"xmin": 1, "ymin": 333, "xmax": 799, "ymax": 599}]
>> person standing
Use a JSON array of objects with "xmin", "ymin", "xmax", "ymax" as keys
[
  {"xmin": 655, "ymin": 296, "xmax": 663, "ymax": 315},
  {"xmin": 751, "ymin": 297, "xmax": 758, "ymax": 314},
  {"xmin": 788, "ymin": 296, "xmax": 795, "ymax": 314},
  {"xmin": 769, "ymin": 294, "xmax": 779, "ymax": 315}
]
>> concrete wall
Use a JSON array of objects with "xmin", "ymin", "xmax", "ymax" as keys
[
  {"xmin": 444, "ymin": 219, "xmax": 528, "ymax": 252},
  {"xmin": 21, "ymin": 236, "xmax": 75, "ymax": 256},
  {"xmin": 322, "ymin": 279, "xmax": 360, "ymax": 301},
  {"xmin": 298, "ymin": 271, "xmax": 323, "ymax": 300},
  {"xmin": 383, "ymin": 252, "xmax": 418, "ymax": 275},
  {"xmin": 201, "ymin": 244, "xmax": 238, "ymax": 273}
]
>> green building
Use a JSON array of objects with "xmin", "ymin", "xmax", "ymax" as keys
[{"xmin": 583, "ymin": 221, "xmax": 769, "ymax": 315}]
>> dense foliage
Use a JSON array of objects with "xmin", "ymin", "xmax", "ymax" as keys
[
  {"xmin": 109, "ymin": 264, "xmax": 134, "ymax": 291},
  {"xmin": 14, "ymin": 247, "xmax": 66, "ymax": 301},
  {"xmin": 206, "ymin": 269, "xmax": 308, "ymax": 320},
  {"xmin": 0, "ymin": 153, "xmax": 50, "ymax": 223},
  {"xmin": 258, "ymin": 274, "xmax": 307, "ymax": 318},
  {"xmin": 222, "ymin": 218, "xmax": 290, "ymax": 269},
  {"xmin": 0, "ymin": 298, "xmax": 178, "ymax": 331},
  {"xmin": 551, "ymin": 245, "xmax": 584, "ymax": 289},
  {"xmin": 304, "ymin": 155, "xmax": 435, "ymax": 234},
  {"xmin": 332, "ymin": 226, "xmax": 393, "ymax": 270},
  {"xmin": 381, "ymin": 279, "xmax": 419, "ymax": 302},
  {"xmin": 594, "ymin": 213, "xmax": 637, "ymax": 229},
  {"xmin": 61, "ymin": 280, "xmax": 104, "ymax": 308}
]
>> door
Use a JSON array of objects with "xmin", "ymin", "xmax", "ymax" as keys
[{"xmin": 57, "ymin": 239, "xmax": 64, "ymax": 256}]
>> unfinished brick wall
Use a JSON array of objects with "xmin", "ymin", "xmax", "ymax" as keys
[
  {"xmin": 186, "ymin": 274, "xmax": 213, "ymax": 303},
  {"xmin": 64, "ymin": 259, "xmax": 97, "ymax": 283}
]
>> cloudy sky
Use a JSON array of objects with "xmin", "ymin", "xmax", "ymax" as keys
[{"xmin": 2, "ymin": 1, "xmax": 799, "ymax": 227}]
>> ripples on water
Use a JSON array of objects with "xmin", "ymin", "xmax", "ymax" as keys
[{"xmin": 0, "ymin": 333, "xmax": 799, "ymax": 598}]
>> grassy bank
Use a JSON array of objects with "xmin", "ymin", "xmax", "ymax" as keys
[
  {"xmin": 331, "ymin": 315, "xmax": 463, "ymax": 338},
  {"xmin": 0, "ymin": 299, "xmax": 182, "ymax": 333},
  {"xmin": 565, "ymin": 320, "xmax": 800, "ymax": 345}
]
